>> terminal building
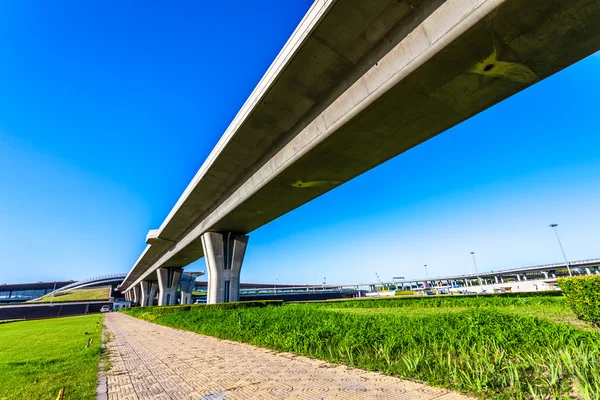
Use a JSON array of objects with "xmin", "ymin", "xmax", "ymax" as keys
[{"xmin": 0, "ymin": 281, "xmax": 73, "ymax": 303}]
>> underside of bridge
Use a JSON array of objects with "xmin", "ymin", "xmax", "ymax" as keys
[{"xmin": 120, "ymin": 0, "xmax": 600, "ymax": 303}]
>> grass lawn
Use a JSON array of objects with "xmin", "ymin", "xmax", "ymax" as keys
[
  {"xmin": 31, "ymin": 287, "xmax": 110, "ymax": 303},
  {"xmin": 0, "ymin": 314, "xmax": 103, "ymax": 400},
  {"xmin": 314, "ymin": 295, "xmax": 593, "ymax": 330},
  {"xmin": 124, "ymin": 294, "xmax": 600, "ymax": 399}
]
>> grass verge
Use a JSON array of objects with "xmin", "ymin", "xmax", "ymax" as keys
[
  {"xmin": 31, "ymin": 287, "xmax": 110, "ymax": 303},
  {"xmin": 0, "ymin": 314, "xmax": 103, "ymax": 399},
  {"xmin": 124, "ymin": 295, "xmax": 600, "ymax": 399}
]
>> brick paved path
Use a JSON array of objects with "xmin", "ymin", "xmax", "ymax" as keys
[{"xmin": 103, "ymin": 313, "xmax": 472, "ymax": 400}]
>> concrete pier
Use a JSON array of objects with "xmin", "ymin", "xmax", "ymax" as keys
[
  {"xmin": 179, "ymin": 275, "xmax": 196, "ymax": 305},
  {"xmin": 201, "ymin": 232, "xmax": 248, "ymax": 304},
  {"xmin": 139, "ymin": 281, "xmax": 150, "ymax": 307},
  {"xmin": 157, "ymin": 268, "xmax": 182, "ymax": 306},
  {"xmin": 148, "ymin": 281, "xmax": 158, "ymax": 306},
  {"xmin": 132, "ymin": 286, "xmax": 140, "ymax": 306}
]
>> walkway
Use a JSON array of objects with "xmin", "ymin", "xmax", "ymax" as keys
[{"xmin": 102, "ymin": 313, "xmax": 472, "ymax": 400}]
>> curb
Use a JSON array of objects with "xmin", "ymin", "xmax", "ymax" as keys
[{"xmin": 96, "ymin": 316, "xmax": 108, "ymax": 400}]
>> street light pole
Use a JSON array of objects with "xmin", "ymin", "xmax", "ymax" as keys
[
  {"xmin": 424, "ymin": 264, "xmax": 429, "ymax": 287},
  {"xmin": 549, "ymin": 224, "xmax": 572, "ymax": 276},
  {"xmin": 49, "ymin": 281, "xmax": 57, "ymax": 306},
  {"xmin": 471, "ymin": 252, "xmax": 482, "ymax": 285}
]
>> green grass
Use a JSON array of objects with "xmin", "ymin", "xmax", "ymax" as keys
[
  {"xmin": 124, "ymin": 294, "xmax": 600, "ymax": 399},
  {"xmin": 311, "ymin": 295, "xmax": 592, "ymax": 330},
  {"xmin": 0, "ymin": 314, "xmax": 103, "ymax": 400},
  {"xmin": 31, "ymin": 287, "xmax": 110, "ymax": 303}
]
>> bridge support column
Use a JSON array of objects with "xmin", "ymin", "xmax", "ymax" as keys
[
  {"xmin": 201, "ymin": 232, "xmax": 249, "ymax": 304},
  {"xmin": 494, "ymin": 276, "xmax": 499, "ymax": 284},
  {"xmin": 542, "ymin": 271, "xmax": 549, "ymax": 280},
  {"xmin": 180, "ymin": 277, "xmax": 196, "ymax": 305},
  {"xmin": 132, "ymin": 285, "xmax": 140, "ymax": 306},
  {"xmin": 140, "ymin": 281, "xmax": 151, "ymax": 307},
  {"xmin": 149, "ymin": 281, "xmax": 158, "ymax": 306},
  {"xmin": 157, "ymin": 267, "xmax": 183, "ymax": 306}
]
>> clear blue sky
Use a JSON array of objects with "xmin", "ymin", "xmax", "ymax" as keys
[{"xmin": 0, "ymin": 1, "xmax": 598, "ymax": 285}]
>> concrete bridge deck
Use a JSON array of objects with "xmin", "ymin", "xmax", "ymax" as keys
[
  {"xmin": 120, "ymin": 0, "xmax": 600, "ymax": 304},
  {"xmin": 103, "ymin": 312, "xmax": 471, "ymax": 400}
]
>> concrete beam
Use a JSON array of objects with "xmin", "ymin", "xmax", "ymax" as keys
[
  {"xmin": 146, "ymin": 229, "xmax": 176, "ymax": 248},
  {"xmin": 201, "ymin": 232, "xmax": 248, "ymax": 304}
]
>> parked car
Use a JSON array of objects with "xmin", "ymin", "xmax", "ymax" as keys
[{"xmin": 100, "ymin": 305, "xmax": 111, "ymax": 312}]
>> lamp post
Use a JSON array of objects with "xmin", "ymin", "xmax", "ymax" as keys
[
  {"xmin": 424, "ymin": 265, "xmax": 429, "ymax": 288},
  {"xmin": 49, "ymin": 281, "xmax": 57, "ymax": 306},
  {"xmin": 470, "ymin": 252, "xmax": 483, "ymax": 285},
  {"xmin": 549, "ymin": 224, "xmax": 572, "ymax": 276}
]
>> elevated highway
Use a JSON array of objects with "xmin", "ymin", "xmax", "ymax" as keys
[
  {"xmin": 389, "ymin": 258, "xmax": 600, "ymax": 290},
  {"xmin": 120, "ymin": 0, "xmax": 600, "ymax": 303}
]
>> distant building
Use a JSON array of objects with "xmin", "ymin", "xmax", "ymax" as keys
[
  {"xmin": 112, "ymin": 299, "xmax": 131, "ymax": 311},
  {"xmin": 0, "ymin": 281, "xmax": 74, "ymax": 303}
]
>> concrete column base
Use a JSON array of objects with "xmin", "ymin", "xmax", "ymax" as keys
[
  {"xmin": 201, "ymin": 232, "xmax": 249, "ymax": 304},
  {"xmin": 157, "ymin": 268, "xmax": 183, "ymax": 306}
]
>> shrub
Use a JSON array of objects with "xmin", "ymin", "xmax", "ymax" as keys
[
  {"xmin": 558, "ymin": 275, "xmax": 600, "ymax": 326},
  {"xmin": 394, "ymin": 290, "xmax": 414, "ymax": 296}
]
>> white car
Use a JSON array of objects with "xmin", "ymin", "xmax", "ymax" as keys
[{"xmin": 100, "ymin": 305, "xmax": 111, "ymax": 313}]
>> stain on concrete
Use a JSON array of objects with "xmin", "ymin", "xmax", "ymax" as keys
[
  {"xmin": 199, "ymin": 393, "xmax": 230, "ymax": 400},
  {"xmin": 471, "ymin": 48, "xmax": 538, "ymax": 84},
  {"xmin": 291, "ymin": 179, "xmax": 341, "ymax": 188}
]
